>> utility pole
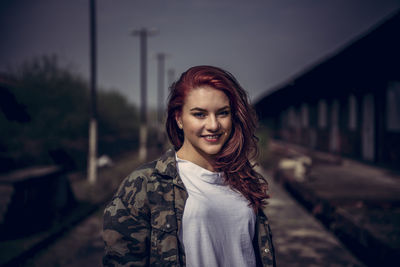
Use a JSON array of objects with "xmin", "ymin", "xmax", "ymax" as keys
[
  {"xmin": 156, "ymin": 53, "xmax": 166, "ymax": 146},
  {"xmin": 87, "ymin": 0, "xmax": 98, "ymax": 184},
  {"xmin": 156, "ymin": 53, "xmax": 166, "ymax": 125},
  {"xmin": 132, "ymin": 28, "xmax": 157, "ymax": 161},
  {"xmin": 167, "ymin": 68, "xmax": 175, "ymax": 89}
]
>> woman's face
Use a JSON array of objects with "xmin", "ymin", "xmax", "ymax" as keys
[{"xmin": 176, "ymin": 86, "xmax": 232, "ymax": 164}]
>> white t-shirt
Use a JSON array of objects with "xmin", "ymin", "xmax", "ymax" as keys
[{"xmin": 176, "ymin": 155, "xmax": 256, "ymax": 267}]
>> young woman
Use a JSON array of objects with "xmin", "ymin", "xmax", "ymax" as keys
[{"xmin": 103, "ymin": 65, "xmax": 275, "ymax": 266}]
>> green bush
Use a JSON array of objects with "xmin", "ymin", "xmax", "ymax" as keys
[{"xmin": 0, "ymin": 55, "xmax": 139, "ymax": 171}]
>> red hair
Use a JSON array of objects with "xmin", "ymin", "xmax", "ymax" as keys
[{"xmin": 166, "ymin": 65, "xmax": 269, "ymax": 211}]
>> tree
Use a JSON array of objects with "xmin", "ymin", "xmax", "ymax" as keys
[{"xmin": 0, "ymin": 55, "xmax": 139, "ymax": 171}]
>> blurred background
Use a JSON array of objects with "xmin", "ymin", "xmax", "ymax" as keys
[{"xmin": 0, "ymin": 0, "xmax": 399, "ymax": 266}]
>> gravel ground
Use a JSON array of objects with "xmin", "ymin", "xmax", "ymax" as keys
[{"xmin": 24, "ymin": 208, "xmax": 104, "ymax": 267}]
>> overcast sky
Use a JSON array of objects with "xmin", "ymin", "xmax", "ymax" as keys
[{"xmin": 1, "ymin": 0, "xmax": 399, "ymax": 107}]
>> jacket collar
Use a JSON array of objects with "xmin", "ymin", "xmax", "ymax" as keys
[{"xmin": 154, "ymin": 148, "xmax": 186, "ymax": 189}]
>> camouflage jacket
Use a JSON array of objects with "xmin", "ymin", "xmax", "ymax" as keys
[{"xmin": 103, "ymin": 149, "xmax": 276, "ymax": 267}]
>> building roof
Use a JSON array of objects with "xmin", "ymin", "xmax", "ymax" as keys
[{"xmin": 255, "ymin": 10, "xmax": 400, "ymax": 116}]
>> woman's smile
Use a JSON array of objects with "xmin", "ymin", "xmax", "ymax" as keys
[{"xmin": 201, "ymin": 133, "xmax": 223, "ymax": 142}]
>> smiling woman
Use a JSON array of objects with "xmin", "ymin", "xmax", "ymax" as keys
[{"xmin": 103, "ymin": 66, "xmax": 276, "ymax": 267}]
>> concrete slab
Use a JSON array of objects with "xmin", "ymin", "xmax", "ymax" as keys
[
  {"xmin": 269, "ymin": 140, "xmax": 400, "ymax": 266},
  {"xmin": 262, "ymin": 168, "xmax": 364, "ymax": 267}
]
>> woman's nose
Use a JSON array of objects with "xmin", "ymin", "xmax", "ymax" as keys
[{"xmin": 206, "ymin": 115, "xmax": 220, "ymax": 131}]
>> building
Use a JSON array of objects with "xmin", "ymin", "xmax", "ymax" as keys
[{"xmin": 255, "ymin": 10, "xmax": 400, "ymax": 169}]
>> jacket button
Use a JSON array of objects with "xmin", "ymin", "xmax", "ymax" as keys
[
  {"xmin": 264, "ymin": 248, "xmax": 270, "ymax": 253},
  {"xmin": 166, "ymin": 223, "xmax": 171, "ymax": 229}
]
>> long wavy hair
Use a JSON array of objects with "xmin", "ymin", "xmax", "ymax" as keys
[{"xmin": 166, "ymin": 65, "xmax": 269, "ymax": 211}]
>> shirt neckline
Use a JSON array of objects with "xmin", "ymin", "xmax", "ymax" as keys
[{"xmin": 176, "ymin": 154, "xmax": 225, "ymax": 184}]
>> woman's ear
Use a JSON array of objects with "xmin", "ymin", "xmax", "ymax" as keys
[{"xmin": 175, "ymin": 112, "xmax": 183, "ymax": 129}]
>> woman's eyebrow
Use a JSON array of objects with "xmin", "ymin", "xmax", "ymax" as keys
[
  {"xmin": 189, "ymin": 107, "xmax": 206, "ymax": 112},
  {"xmin": 189, "ymin": 106, "xmax": 230, "ymax": 112},
  {"xmin": 218, "ymin": 106, "xmax": 230, "ymax": 111}
]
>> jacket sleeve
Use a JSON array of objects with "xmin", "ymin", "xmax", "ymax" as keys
[
  {"xmin": 103, "ymin": 175, "xmax": 151, "ymax": 266},
  {"xmin": 257, "ymin": 208, "xmax": 276, "ymax": 267}
]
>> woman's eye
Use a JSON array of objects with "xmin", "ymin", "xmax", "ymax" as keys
[
  {"xmin": 219, "ymin": 110, "xmax": 230, "ymax": 116},
  {"xmin": 193, "ymin": 113, "xmax": 206, "ymax": 118}
]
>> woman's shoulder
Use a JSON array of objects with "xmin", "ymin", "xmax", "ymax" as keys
[
  {"xmin": 116, "ymin": 149, "xmax": 177, "ymax": 197},
  {"xmin": 126, "ymin": 159, "xmax": 159, "ymax": 183},
  {"xmin": 128, "ymin": 148, "xmax": 176, "ymax": 180}
]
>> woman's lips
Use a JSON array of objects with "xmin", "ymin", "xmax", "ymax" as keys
[{"xmin": 202, "ymin": 134, "xmax": 222, "ymax": 142}]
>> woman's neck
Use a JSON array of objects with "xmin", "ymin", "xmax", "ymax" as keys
[{"xmin": 176, "ymin": 147, "xmax": 216, "ymax": 172}]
